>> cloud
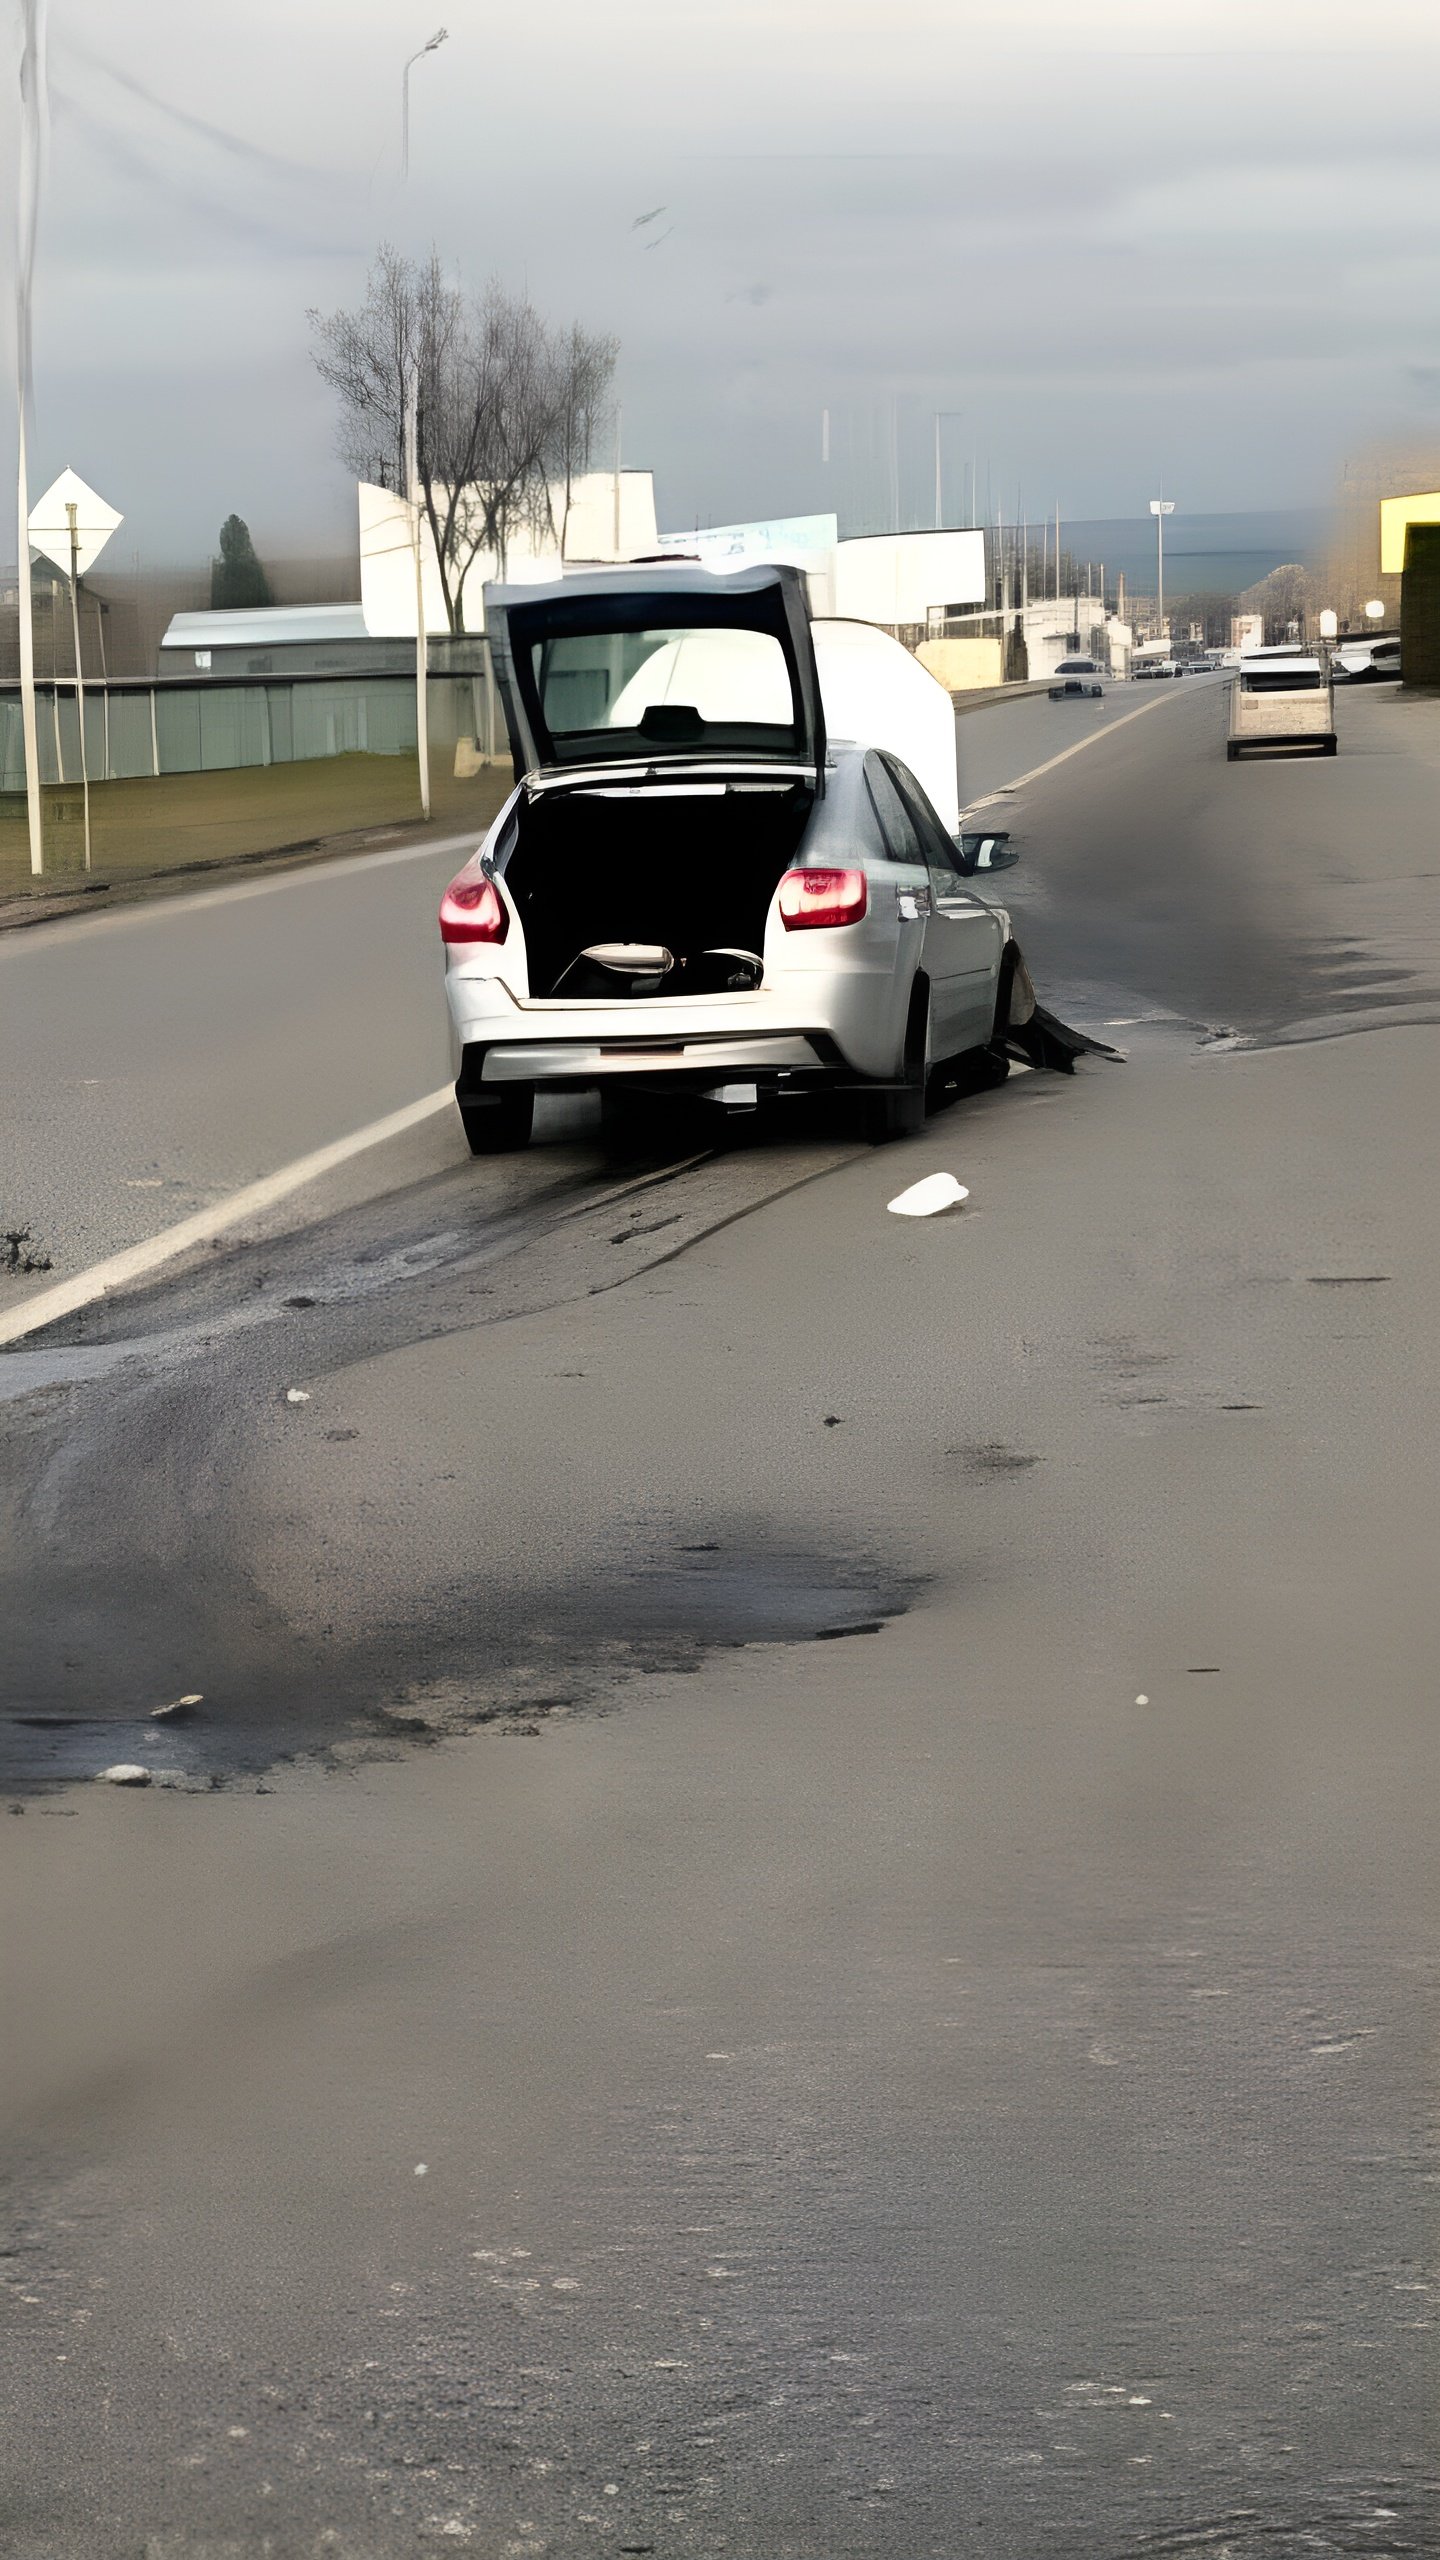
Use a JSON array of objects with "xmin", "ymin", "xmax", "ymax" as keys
[{"xmin": 5, "ymin": 0, "xmax": 1440, "ymax": 555}]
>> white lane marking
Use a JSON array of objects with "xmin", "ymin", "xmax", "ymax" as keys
[
  {"xmin": 960, "ymin": 688, "xmax": 1185, "ymax": 816},
  {"xmin": 0, "ymin": 1087, "xmax": 456, "ymax": 1347},
  {"xmin": 0, "ymin": 829, "xmax": 484, "ymax": 955}
]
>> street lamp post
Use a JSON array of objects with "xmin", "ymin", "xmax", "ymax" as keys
[
  {"xmin": 1150, "ymin": 497, "xmax": 1175, "ymax": 637},
  {"xmin": 15, "ymin": 0, "xmax": 47, "ymax": 878},
  {"xmin": 398, "ymin": 27, "xmax": 445, "ymax": 816},
  {"xmin": 403, "ymin": 371, "xmax": 431, "ymax": 822},
  {"xmin": 401, "ymin": 27, "xmax": 448, "ymax": 180}
]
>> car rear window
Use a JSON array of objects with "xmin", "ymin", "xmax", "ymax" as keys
[{"xmin": 530, "ymin": 625, "xmax": 799, "ymax": 758}]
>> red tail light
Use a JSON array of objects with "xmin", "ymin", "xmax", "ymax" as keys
[
  {"xmin": 777, "ymin": 867, "xmax": 868, "ymax": 931},
  {"xmin": 440, "ymin": 873, "xmax": 508, "ymax": 945}
]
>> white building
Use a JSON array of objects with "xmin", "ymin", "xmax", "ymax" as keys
[
  {"xmin": 358, "ymin": 469, "xmax": 660, "ymax": 639},
  {"xmin": 161, "ymin": 480, "xmax": 1004, "ymax": 688}
]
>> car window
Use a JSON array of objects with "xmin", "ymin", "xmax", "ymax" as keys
[
  {"xmin": 865, "ymin": 756, "xmax": 925, "ymax": 865},
  {"xmin": 883, "ymin": 757, "xmax": 976, "ymax": 903}
]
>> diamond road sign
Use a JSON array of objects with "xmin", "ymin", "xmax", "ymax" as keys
[{"xmin": 28, "ymin": 468, "xmax": 123, "ymax": 577}]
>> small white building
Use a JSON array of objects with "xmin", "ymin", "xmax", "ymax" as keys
[{"xmin": 358, "ymin": 469, "xmax": 660, "ymax": 639}]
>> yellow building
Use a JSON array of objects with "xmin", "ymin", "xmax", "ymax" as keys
[{"xmin": 1379, "ymin": 490, "xmax": 1440, "ymax": 576}]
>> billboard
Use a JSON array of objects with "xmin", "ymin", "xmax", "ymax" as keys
[
  {"xmin": 834, "ymin": 530, "xmax": 986, "ymax": 626},
  {"xmin": 651, "ymin": 513, "xmax": 838, "ymax": 564}
]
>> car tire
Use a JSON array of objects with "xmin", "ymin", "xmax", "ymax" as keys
[
  {"xmin": 1324, "ymin": 738, "xmax": 1339, "ymax": 756},
  {"xmin": 458, "ymin": 1087, "xmax": 534, "ymax": 1154},
  {"xmin": 1226, "ymin": 743, "xmax": 1240, "ymax": 762},
  {"xmin": 934, "ymin": 1044, "xmax": 1009, "ymax": 1102},
  {"xmin": 859, "ymin": 979, "xmax": 929, "ymax": 1143}
]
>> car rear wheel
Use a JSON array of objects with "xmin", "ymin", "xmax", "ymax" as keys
[
  {"xmin": 932, "ymin": 1045, "xmax": 1009, "ymax": 1103},
  {"xmin": 458, "ymin": 1087, "xmax": 534, "ymax": 1154}
]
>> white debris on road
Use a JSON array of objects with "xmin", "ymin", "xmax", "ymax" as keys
[
  {"xmin": 887, "ymin": 1173, "xmax": 969, "ymax": 1218},
  {"xmin": 285, "ymin": 1388, "xmax": 311, "ymax": 1404},
  {"xmin": 97, "ymin": 1764, "xmax": 151, "ymax": 1786}
]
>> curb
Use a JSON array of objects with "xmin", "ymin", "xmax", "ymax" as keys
[{"xmin": 0, "ymin": 814, "xmax": 483, "ymax": 937}]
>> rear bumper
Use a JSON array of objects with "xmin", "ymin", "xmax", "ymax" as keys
[
  {"xmin": 445, "ymin": 958, "xmax": 912, "ymax": 1085},
  {"xmin": 457, "ymin": 1030, "xmax": 841, "ymax": 1097}
]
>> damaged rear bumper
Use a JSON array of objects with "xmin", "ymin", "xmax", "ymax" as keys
[{"xmin": 457, "ymin": 1030, "xmax": 843, "ymax": 1101}]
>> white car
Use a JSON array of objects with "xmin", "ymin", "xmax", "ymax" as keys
[
  {"xmin": 1048, "ymin": 656, "xmax": 1104, "ymax": 700},
  {"xmin": 438, "ymin": 562, "xmax": 1076, "ymax": 1150},
  {"xmin": 1131, "ymin": 656, "xmax": 1183, "ymax": 680},
  {"xmin": 1333, "ymin": 634, "xmax": 1401, "ymax": 683}
]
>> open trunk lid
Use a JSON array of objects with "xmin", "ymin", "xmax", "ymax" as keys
[{"xmin": 484, "ymin": 561, "xmax": 826, "ymax": 794}]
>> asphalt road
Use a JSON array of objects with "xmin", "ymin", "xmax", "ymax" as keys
[
  {"xmin": 954, "ymin": 672, "xmax": 1212, "ymax": 813},
  {"xmin": 0, "ymin": 682, "xmax": 1195, "ymax": 1310},
  {"xmin": 4, "ymin": 678, "xmax": 1440, "ymax": 2558}
]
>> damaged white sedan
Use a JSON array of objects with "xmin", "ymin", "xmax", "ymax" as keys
[{"xmin": 440, "ymin": 561, "xmax": 1067, "ymax": 1150}]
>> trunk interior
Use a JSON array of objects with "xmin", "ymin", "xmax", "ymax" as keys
[{"xmin": 502, "ymin": 781, "xmax": 814, "ymax": 999}]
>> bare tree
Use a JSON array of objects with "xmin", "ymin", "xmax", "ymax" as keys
[
  {"xmin": 550, "ymin": 318, "xmax": 620, "ymax": 559},
  {"xmin": 309, "ymin": 248, "xmax": 617, "ymax": 635}
]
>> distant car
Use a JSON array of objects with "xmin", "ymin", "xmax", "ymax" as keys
[
  {"xmin": 439, "ymin": 561, "xmax": 1046, "ymax": 1149},
  {"xmin": 1217, "ymin": 648, "xmax": 1242, "ymax": 671},
  {"xmin": 1132, "ymin": 657, "xmax": 1183, "ymax": 680},
  {"xmin": 1333, "ymin": 634, "xmax": 1401, "ymax": 683},
  {"xmin": 1048, "ymin": 656, "xmax": 1104, "ymax": 700}
]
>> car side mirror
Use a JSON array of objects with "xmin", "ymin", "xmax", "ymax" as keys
[{"xmin": 956, "ymin": 830, "xmax": 1019, "ymax": 875}]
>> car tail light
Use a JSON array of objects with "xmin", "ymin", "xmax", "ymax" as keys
[
  {"xmin": 440, "ymin": 872, "xmax": 508, "ymax": 944},
  {"xmin": 777, "ymin": 867, "xmax": 868, "ymax": 931}
]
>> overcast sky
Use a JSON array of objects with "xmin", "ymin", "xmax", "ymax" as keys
[{"xmin": 6, "ymin": 0, "xmax": 1440, "ymax": 564}]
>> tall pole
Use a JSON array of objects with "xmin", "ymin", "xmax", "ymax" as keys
[
  {"xmin": 933, "ymin": 412, "xmax": 942, "ymax": 531},
  {"xmin": 401, "ymin": 27, "xmax": 448, "ymax": 181},
  {"xmin": 404, "ymin": 371, "xmax": 431, "ymax": 822},
  {"xmin": 1157, "ymin": 507, "xmax": 1165, "ymax": 634},
  {"xmin": 1055, "ymin": 503, "xmax": 1061, "ymax": 606},
  {"xmin": 16, "ymin": 0, "xmax": 47, "ymax": 878},
  {"xmin": 65, "ymin": 501, "xmax": 91, "ymax": 870}
]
